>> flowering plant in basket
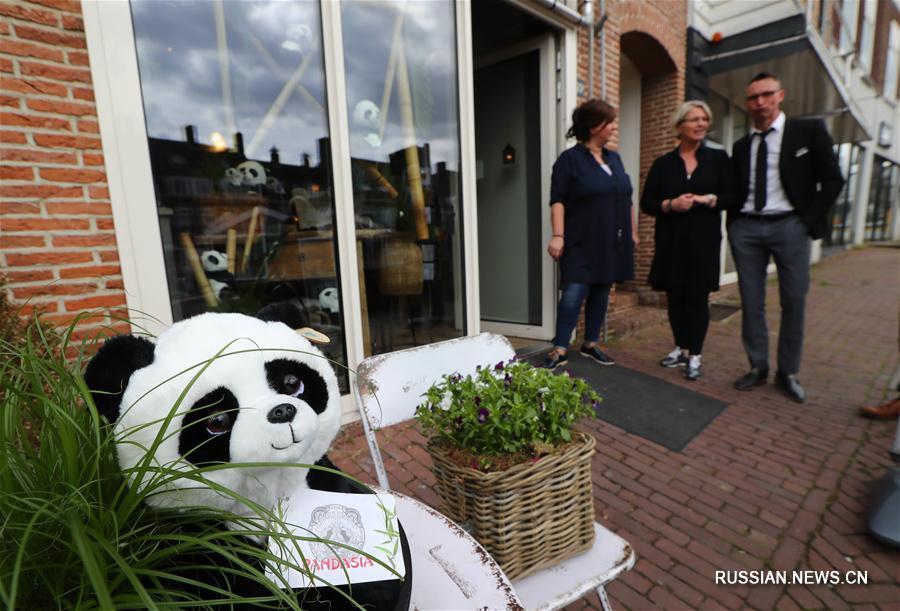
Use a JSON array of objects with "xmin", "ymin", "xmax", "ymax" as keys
[{"xmin": 415, "ymin": 359, "xmax": 600, "ymax": 471}]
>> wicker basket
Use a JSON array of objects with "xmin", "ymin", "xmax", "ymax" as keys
[{"xmin": 427, "ymin": 430, "xmax": 596, "ymax": 580}]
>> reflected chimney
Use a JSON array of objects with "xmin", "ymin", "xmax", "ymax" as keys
[
  {"xmin": 234, "ymin": 132, "xmax": 244, "ymax": 155},
  {"xmin": 303, "ymin": 153, "xmax": 311, "ymax": 168},
  {"xmin": 185, "ymin": 125, "xmax": 197, "ymax": 144},
  {"xmin": 270, "ymin": 146, "xmax": 280, "ymax": 165}
]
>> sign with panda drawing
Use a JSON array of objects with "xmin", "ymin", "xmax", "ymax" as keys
[{"xmin": 267, "ymin": 489, "xmax": 406, "ymax": 588}]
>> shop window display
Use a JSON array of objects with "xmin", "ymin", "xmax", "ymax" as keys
[
  {"xmin": 132, "ymin": 1, "xmax": 348, "ymax": 389},
  {"xmin": 341, "ymin": 1, "xmax": 467, "ymax": 356}
]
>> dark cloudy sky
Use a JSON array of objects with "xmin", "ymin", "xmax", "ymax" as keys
[{"xmin": 132, "ymin": 0, "xmax": 461, "ymax": 172}]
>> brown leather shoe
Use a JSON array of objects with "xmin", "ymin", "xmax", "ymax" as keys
[{"xmin": 859, "ymin": 398, "xmax": 900, "ymax": 420}]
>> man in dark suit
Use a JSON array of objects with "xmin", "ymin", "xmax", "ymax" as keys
[{"xmin": 728, "ymin": 72, "xmax": 844, "ymax": 403}]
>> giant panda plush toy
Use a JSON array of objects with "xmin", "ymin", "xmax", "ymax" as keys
[{"xmin": 84, "ymin": 306, "xmax": 412, "ymax": 609}]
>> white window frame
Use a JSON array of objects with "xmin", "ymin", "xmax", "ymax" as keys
[
  {"xmin": 82, "ymin": 1, "xmax": 478, "ymax": 410},
  {"xmin": 839, "ymin": 0, "xmax": 860, "ymax": 55},
  {"xmin": 82, "ymin": 0, "xmax": 173, "ymax": 339},
  {"xmin": 858, "ymin": 0, "xmax": 877, "ymax": 75},
  {"xmin": 885, "ymin": 21, "xmax": 900, "ymax": 101}
]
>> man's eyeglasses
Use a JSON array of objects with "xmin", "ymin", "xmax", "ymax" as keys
[{"xmin": 746, "ymin": 90, "xmax": 780, "ymax": 103}]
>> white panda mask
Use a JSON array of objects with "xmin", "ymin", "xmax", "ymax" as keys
[
  {"xmin": 200, "ymin": 250, "xmax": 228, "ymax": 273},
  {"xmin": 85, "ymin": 312, "xmax": 342, "ymax": 520}
]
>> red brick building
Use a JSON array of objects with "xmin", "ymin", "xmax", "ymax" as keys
[
  {"xmin": 1, "ymin": 0, "xmax": 127, "ymax": 343},
  {"xmin": 1, "ymin": 0, "xmax": 690, "ymax": 369}
]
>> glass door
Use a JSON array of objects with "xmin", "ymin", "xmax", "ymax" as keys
[
  {"xmin": 474, "ymin": 35, "xmax": 556, "ymax": 340},
  {"xmin": 339, "ymin": 1, "xmax": 468, "ymax": 356}
]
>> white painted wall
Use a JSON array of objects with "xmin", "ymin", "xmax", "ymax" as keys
[
  {"xmin": 619, "ymin": 55, "xmax": 642, "ymax": 209},
  {"xmin": 690, "ymin": 0, "xmax": 801, "ymax": 40}
]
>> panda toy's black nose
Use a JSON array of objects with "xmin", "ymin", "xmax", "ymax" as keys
[{"xmin": 267, "ymin": 403, "xmax": 296, "ymax": 424}]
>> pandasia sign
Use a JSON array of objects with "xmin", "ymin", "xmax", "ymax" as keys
[
  {"xmin": 267, "ymin": 490, "xmax": 406, "ymax": 588},
  {"xmin": 305, "ymin": 554, "xmax": 376, "ymax": 572}
]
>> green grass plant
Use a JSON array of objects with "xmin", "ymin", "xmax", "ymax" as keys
[{"xmin": 0, "ymin": 316, "xmax": 375, "ymax": 610}]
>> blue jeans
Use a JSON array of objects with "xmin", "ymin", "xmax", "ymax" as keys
[{"xmin": 553, "ymin": 283, "xmax": 612, "ymax": 350}]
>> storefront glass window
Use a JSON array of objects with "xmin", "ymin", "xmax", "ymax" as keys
[
  {"xmin": 131, "ymin": 0, "xmax": 348, "ymax": 389},
  {"xmin": 340, "ymin": 1, "xmax": 465, "ymax": 356},
  {"xmin": 866, "ymin": 157, "xmax": 899, "ymax": 242},
  {"xmin": 826, "ymin": 143, "xmax": 858, "ymax": 246},
  {"xmin": 705, "ymin": 92, "xmax": 728, "ymax": 147}
]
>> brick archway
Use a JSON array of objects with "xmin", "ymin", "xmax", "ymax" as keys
[{"xmin": 617, "ymin": 24, "xmax": 685, "ymax": 301}]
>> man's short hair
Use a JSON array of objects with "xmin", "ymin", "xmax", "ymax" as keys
[{"xmin": 749, "ymin": 72, "xmax": 781, "ymax": 85}]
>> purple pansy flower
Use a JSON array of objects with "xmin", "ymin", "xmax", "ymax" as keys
[{"xmin": 477, "ymin": 407, "xmax": 489, "ymax": 423}]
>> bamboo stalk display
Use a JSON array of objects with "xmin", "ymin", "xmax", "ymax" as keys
[
  {"xmin": 358, "ymin": 161, "xmax": 399, "ymax": 199},
  {"xmin": 240, "ymin": 206, "xmax": 260, "ymax": 273},
  {"xmin": 394, "ymin": 30, "xmax": 429, "ymax": 241},
  {"xmin": 225, "ymin": 228, "xmax": 237, "ymax": 274},
  {"xmin": 378, "ymin": 12, "xmax": 403, "ymax": 143},
  {"xmin": 180, "ymin": 232, "xmax": 219, "ymax": 308}
]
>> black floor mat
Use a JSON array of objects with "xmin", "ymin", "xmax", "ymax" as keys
[{"xmin": 533, "ymin": 352, "xmax": 728, "ymax": 452}]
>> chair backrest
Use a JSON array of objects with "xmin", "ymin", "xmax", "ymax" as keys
[{"xmin": 352, "ymin": 332, "xmax": 516, "ymax": 489}]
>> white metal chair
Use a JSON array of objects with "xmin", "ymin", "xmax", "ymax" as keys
[{"xmin": 352, "ymin": 332, "xmax": 635, "ymax": 610}]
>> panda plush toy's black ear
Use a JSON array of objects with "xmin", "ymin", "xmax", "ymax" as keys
[
  {"xmin": 84, "ymin": 335, "xmax": 155, "ymax": 424},
  {"xmin": 255, "ymin": 301, "xmax": 309, "ymax": 329}
]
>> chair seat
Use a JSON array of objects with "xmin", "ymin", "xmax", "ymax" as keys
[
  {"xmin": 393, "ymin": 491, "xmax": 522, "ymax": 609},
  {"xmin": 512, "ymin": 522, "xmax": 635, "ymax": 611}
]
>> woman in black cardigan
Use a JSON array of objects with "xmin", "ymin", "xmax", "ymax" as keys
[{"xmin": 640, "ymin": 101, "xmax": 736, "ymax": 380}]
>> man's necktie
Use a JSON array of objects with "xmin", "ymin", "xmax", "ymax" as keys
[{"xmin": 754, "ymin": 128, "xmax": 774, "ymax": 212}]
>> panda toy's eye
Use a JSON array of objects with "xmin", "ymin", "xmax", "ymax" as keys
[
  {"xmin": 282, "ymin": 374, "xmax": 305, "ymax": 397},
  {"xmin": 206, "ymin": 411, "xmax": 234, "ymax": 435}
]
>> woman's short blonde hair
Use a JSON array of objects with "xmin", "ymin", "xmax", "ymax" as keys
[{"xmin": 671, "ymin": 100, "xmax": 712, "ymax": 132}]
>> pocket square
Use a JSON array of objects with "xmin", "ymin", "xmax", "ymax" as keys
[{"xmin": 795, "ymin": 147, "xmax": 809, "ymax": 158}]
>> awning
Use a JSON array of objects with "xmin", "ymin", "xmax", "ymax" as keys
[{"xmin": 696, "ymin": 15, "xmax": 870, "ymax": 144}]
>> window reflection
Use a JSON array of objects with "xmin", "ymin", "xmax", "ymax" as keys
[
  {"xmin": 341, "ymin": 1, "xmax": 465, "ymax": 356},
  {"xmin": 132, "ymin": 0, "xmax": 348, "ymax": 390}
]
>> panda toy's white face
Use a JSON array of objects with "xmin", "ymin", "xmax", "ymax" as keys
[
  {"xmin": 352, "ymin": 100, "xmax": 380, "ymax": 131},
  {"xmin": 200, "ymin": 250, "xmax": 228, "ymax": 273},
  {"xmin": 236, "ymin": 161, "xmax": 267, "ymax": 186},
  {"xmin": 91, "ymin": 313, "xmax": 341, "ymax": 520}
]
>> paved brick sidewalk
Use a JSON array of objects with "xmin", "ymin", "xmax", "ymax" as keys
[{"xmin": 329, "ymin": 246, "xmax": 900, "ymax": 610}]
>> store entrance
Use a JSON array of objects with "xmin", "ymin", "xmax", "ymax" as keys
[{"xmin": 471, "ymin": 2, "xmax": 559, "ymax": 340}]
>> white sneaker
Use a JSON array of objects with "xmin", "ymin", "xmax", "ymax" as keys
[
  {"xmin": 660, "ymin": 347, "xmax": 687, "ymax": 368},
  {"xmin": 685, "ymin": 355, "xmax": 702, "ymax": 380}
]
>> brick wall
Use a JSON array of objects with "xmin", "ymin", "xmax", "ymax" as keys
[
  {"xmin": 570, "ymin": 0, "xmax": 687, "ymax": 343},
  {"xmin": 0, "ymin": 0, "xmax": 128, "ymax": 343}
]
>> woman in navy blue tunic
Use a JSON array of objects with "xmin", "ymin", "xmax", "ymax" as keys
[{"xmin": 544, "ymin": 99, "xmax": 636, "ymax": 370}]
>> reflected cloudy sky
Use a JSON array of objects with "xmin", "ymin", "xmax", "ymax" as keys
[
  {"xmin": 341, "ymin": 1, "xmax": 459, "ymax": 171},
  {"xmin": 132, "ymin": 0, "xmax": 461, "ymax": 172},
  {"xmin": 133, "ymin": 0, "xmax": 327, "ymax": 165}
]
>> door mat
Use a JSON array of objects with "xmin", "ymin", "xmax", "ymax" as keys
[
  {"xmin": 529, "ymin": 352, "xmax": 728, "ymax": 452},
  {"xmin": 710, "ymin": 303, "xmax": 741, "ymax": 322}
]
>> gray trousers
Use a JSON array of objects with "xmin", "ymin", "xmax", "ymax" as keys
[{"xmin": 728, "ymin": 215, "xmax": 810, "ymax": 375}]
